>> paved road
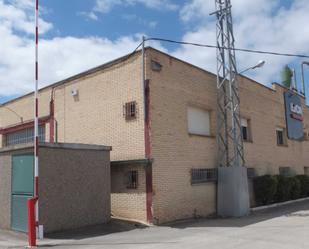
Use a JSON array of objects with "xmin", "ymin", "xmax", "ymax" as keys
[{"xmin": 1, "ymin": 200, "xmax": 309, "ymax": 249}]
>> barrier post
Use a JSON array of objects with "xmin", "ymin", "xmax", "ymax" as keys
[{"xmin": 28, "ymin": 198, "xmax": 37, "ymax": 247}]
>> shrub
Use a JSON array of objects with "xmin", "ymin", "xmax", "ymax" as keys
[
  {"xmin": 253, "ymin": 175, "xmax": 277, "ymax": 205},
  {"xmin": 289, "ymin": 177, "xmax": 301, "ymax": 200},
  {"xmin": 295, "ymin": 175, "xmax": 309, "ymax": 197},
  {"xmin": 275, "ymin": 175, "xmax": 292, "ymax": 202}
]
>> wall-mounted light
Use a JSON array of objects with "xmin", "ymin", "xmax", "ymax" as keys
[{"xmin": 71, "ymin": 89, "xmax": 79, "ymax": 97}]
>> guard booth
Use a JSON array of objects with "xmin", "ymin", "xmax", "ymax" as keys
[{"xmin": 0, "ymin": 142, "xmax": 111, "ymax": 234}]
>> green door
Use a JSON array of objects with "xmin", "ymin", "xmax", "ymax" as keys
[{"xmin": 11, "ymin": 154, "xmax": 34, "ymax": 233}]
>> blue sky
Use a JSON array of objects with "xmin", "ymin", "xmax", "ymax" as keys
[
  {"xmin": 43, "ymin": 0, "xmax": 183, "ymax": 42},
  {"xmin": 1, "ymin": 0, "xmax": 309, "ymax": 104}
]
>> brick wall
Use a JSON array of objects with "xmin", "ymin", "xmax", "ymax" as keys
[
  {"xmin": 111, "ymin": 163, "xmax": 146, "ymax": 221},
  {"xmin": 0, "ymin": 153, "xmax": 11, "ymax": 230},
  {"xmin": 39, "ymin": 144, "xmax": 111, "ymax": 233},
  {"xmin": 239, "ymin": 77, "xmax": 309, "ymax": 176},
  {"xmin": 0, "ymin": 53, "xmax": 145, "ymax": 162},
  {"xmin": 147, "ymin": 49, "xmax": 218, "ymax": 223},
  {"xmin": 146, "ymin": 48, "xmax": 309, "ymax": 223}
]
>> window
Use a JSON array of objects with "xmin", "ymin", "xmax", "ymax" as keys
[
  {"xmin": 126, "ymin": 170, "xmax": 138, "ymax": 189},
  {"xmin": 4, "ymin": 126, "xmax": 45, "ymax": 147},
  {"xmin": 276, "ymin": 128, "xmax": 287, "ymax": 146},
  {"xmin": 247, "ymin": 168, "xmax": 256, "ymax": 179},
  {"xmin": 151, "ymin": 60, "xmax": 162, "ymax": 72},
  {"xmin": 279, "ymin": 167, "xmax": 291, "ymax": 177},
  {"xmin": 305, "ymin": 167, "xmax": 309, "ymax": 176},
  {"xmin": 187, "ymin": 107, "xmax": 211, "ymax": 136},
  {"xmin": 191, "ymin": 168, "xmax": 217, "ymax": 184},
  {"xmin": 241, "ymin": 118, "xmax": 251, "ymax": 142},
  {"xmin": 124, "ymin": 101, "xmax": 137, "ymax": 120}
]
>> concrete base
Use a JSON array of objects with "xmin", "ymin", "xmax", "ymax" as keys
[{"xmin": 217, "ymin": 166, "xmax": 250, "ymax": 217}]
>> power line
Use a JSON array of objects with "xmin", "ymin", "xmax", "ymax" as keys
[{"xmin": 145, "ymin": 37, "xmax": 309, "ymax": 59}]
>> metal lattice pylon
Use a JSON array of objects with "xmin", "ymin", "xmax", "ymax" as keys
[{"xmin": 215, "ymin": 0, "xmax": 244, "ymax": 168}]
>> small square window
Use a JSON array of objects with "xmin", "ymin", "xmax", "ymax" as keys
[
  {"xmin": 124, "ymin": 101, "xmax": 137, "ymax": 120},
  {"xmin": 247, "ymin": 168, "xmax": 256, "ymax": 179},
  {"xmin": 279, "ymin": 167, "xmax": 291, "ymax": 177},
  {"xmin": 305, "ymin": 167, "xmax": 309, "ymax": 176},
  {"xmin": 242, "ymin": 126, "xmax": 248, "ymax": 141},
  {"xmin": 276, "ymin": 128, "xmax": 287, "ymax": 146},
  {"xmin": 151, "ymin": 60, "xmax": 162, "ymax": 72},
  {"xmin": 126, "ymin": 170, "xmax": 138, "ymax": 189}
]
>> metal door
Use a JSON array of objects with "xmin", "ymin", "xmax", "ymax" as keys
[{"xmin": 11, "ymin": 154, "xmax": 34, "ymax": 232}]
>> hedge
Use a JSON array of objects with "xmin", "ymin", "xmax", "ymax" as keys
[
  {"xmin": 253, "ymin": 175, "xmax": 277, "ymax": 205},
  {"xmin": 253, "ymin": 174, "xmax": 309, "ymax": 206},
  {"xmin": 296, "ymin": 175, "xmax": 309, "ymax": 197}
]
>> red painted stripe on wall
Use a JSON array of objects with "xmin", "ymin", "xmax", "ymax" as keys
[{"xmin": 144, "ymin": 79, "xmax": 153, "ymax": 223}]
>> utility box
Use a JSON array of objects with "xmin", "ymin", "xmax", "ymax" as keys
[
  {"xmin": 0, "ymin": 142, "xmax": 111, "ymax": 234},
  {"xmin": 217, "ymin": 166, "xmax": 250, "ymax": 217}
]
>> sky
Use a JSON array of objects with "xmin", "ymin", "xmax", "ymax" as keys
[{"xmin": 1, "ymin": 0, "xmax": 309, "ymax": 104}]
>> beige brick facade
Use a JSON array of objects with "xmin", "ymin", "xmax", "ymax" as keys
[
  {"xmin": 111, "ymin": 162, "xmax": 147, "ymax": 222},
  {"xmin": 1, "ymin": 47, "xmax": 309, "ymax": 225}
]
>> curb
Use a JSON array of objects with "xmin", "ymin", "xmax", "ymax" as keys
[
  {"xmin": 111, "ymin": 216, "xmax": 153, "ymax": 227},
  {"xmin": 251, "ymin": 197, "xmax": 309, "ymax": 212}
]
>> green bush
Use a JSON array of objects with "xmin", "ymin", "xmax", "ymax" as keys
[
  {"xmin": 275, "ymin": 175, "xmax": 292, "ymax": 202},
  {"xmin": 289, "ymin": 177, "xmax": 301, "ymax": 200},
  {"xmin": 253, "ymin": 175, "xmax": 277, "ymax": 205},
  {"xmin": 295, "ymin": 175, "xmax": 309, "ymax": 197}
]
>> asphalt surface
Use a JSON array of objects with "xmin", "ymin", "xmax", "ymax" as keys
[{"xmin": 1, "ymin": 200, "xmax": 309, "ymax": 249}]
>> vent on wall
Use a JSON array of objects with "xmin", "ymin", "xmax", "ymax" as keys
[{"xmin": 151, "ymin": 60, "xmax": 162, "ymax": 72}]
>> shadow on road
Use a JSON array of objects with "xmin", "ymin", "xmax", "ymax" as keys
[
  {"xmin": 45, "ymin": 218, "xmax": 147, "ymax": 241},
  {"xmin": 164, "ymin": 200, "xmax": 309, "ymax": 229}
]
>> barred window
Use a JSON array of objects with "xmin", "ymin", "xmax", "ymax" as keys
[
  {"xmin": 191, "ymin": 168, "xmax": 217, "ymax": 184},
  {"xmin": 4, "ymin": 126, "xmax": 45, "ymax": 147},
  {"xmin": 247, "ymin": 168, "xmax": 256, "ymax": 179},
  {"xmin": 126, "ymin": 170, "xmax": 138, "ymax": 189},
  {"xmin": 124, "ymin": 101, "xmax": 137, "ymax": 120},
  {"xmin": 279, "ymin": 167, "xmax": 291, "ymax": 177}
]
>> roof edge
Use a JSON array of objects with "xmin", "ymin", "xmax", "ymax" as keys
[{"xmin": 1, "ymin": 49, "xmax": 141, "ymax": 106}]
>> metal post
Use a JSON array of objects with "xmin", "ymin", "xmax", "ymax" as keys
[
  {"xmin": 292, "ymin": 68, "xmax": 297, "ymax": 92},
  {"xmin": 34, "ymin": 0, "xmax": 40, "ymax": 242},
  {"xmin": 301, "ymin": 62, "xmax": 307, "ymax": 97},
  {"xmin": 142, "ymin": 36, "xmax": 146, "ymax": 120}
]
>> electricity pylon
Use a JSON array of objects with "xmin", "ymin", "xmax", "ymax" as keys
[{"xmin": 214, "ymin": 0, "xmax": 244, "ymax": 168}]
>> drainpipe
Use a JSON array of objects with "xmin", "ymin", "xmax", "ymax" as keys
[
  {"xmin": 142, "ymin": 37, "xmax": 153, "ymax": 224},
  {"xmin": 142, "ymin": 36, "xmax": 146, "ymax": 119}
]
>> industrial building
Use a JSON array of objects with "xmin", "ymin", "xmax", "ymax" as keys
[{"xmin": 0, "ymin": 47, "xmax": 309, "ymax": 225}]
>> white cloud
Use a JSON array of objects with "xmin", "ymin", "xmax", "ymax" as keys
[
  {"xmin": 176, "ymin": 0, "xmax": 309, "ymax": 87},
  {"xmin": 94, "ymin": 0, "xmax": 178, "ymax": 14},
  {"xmin": 122, "ymin": 14, "xmax": 158, "ymax": 29},
  {"xmin": 3, "ymin": 0, "xmax": 309, "ymax": 99},
  {"xmin": 78, "ymin": 11, "xmax": 99, "ymax": 21},
  {"xmin": 0, "ymin": 0, "xmax": 52, "ymax": 34},
  {"xmin": 0, "ymin": 1, "xmax": 167, "ymax": 97}
]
